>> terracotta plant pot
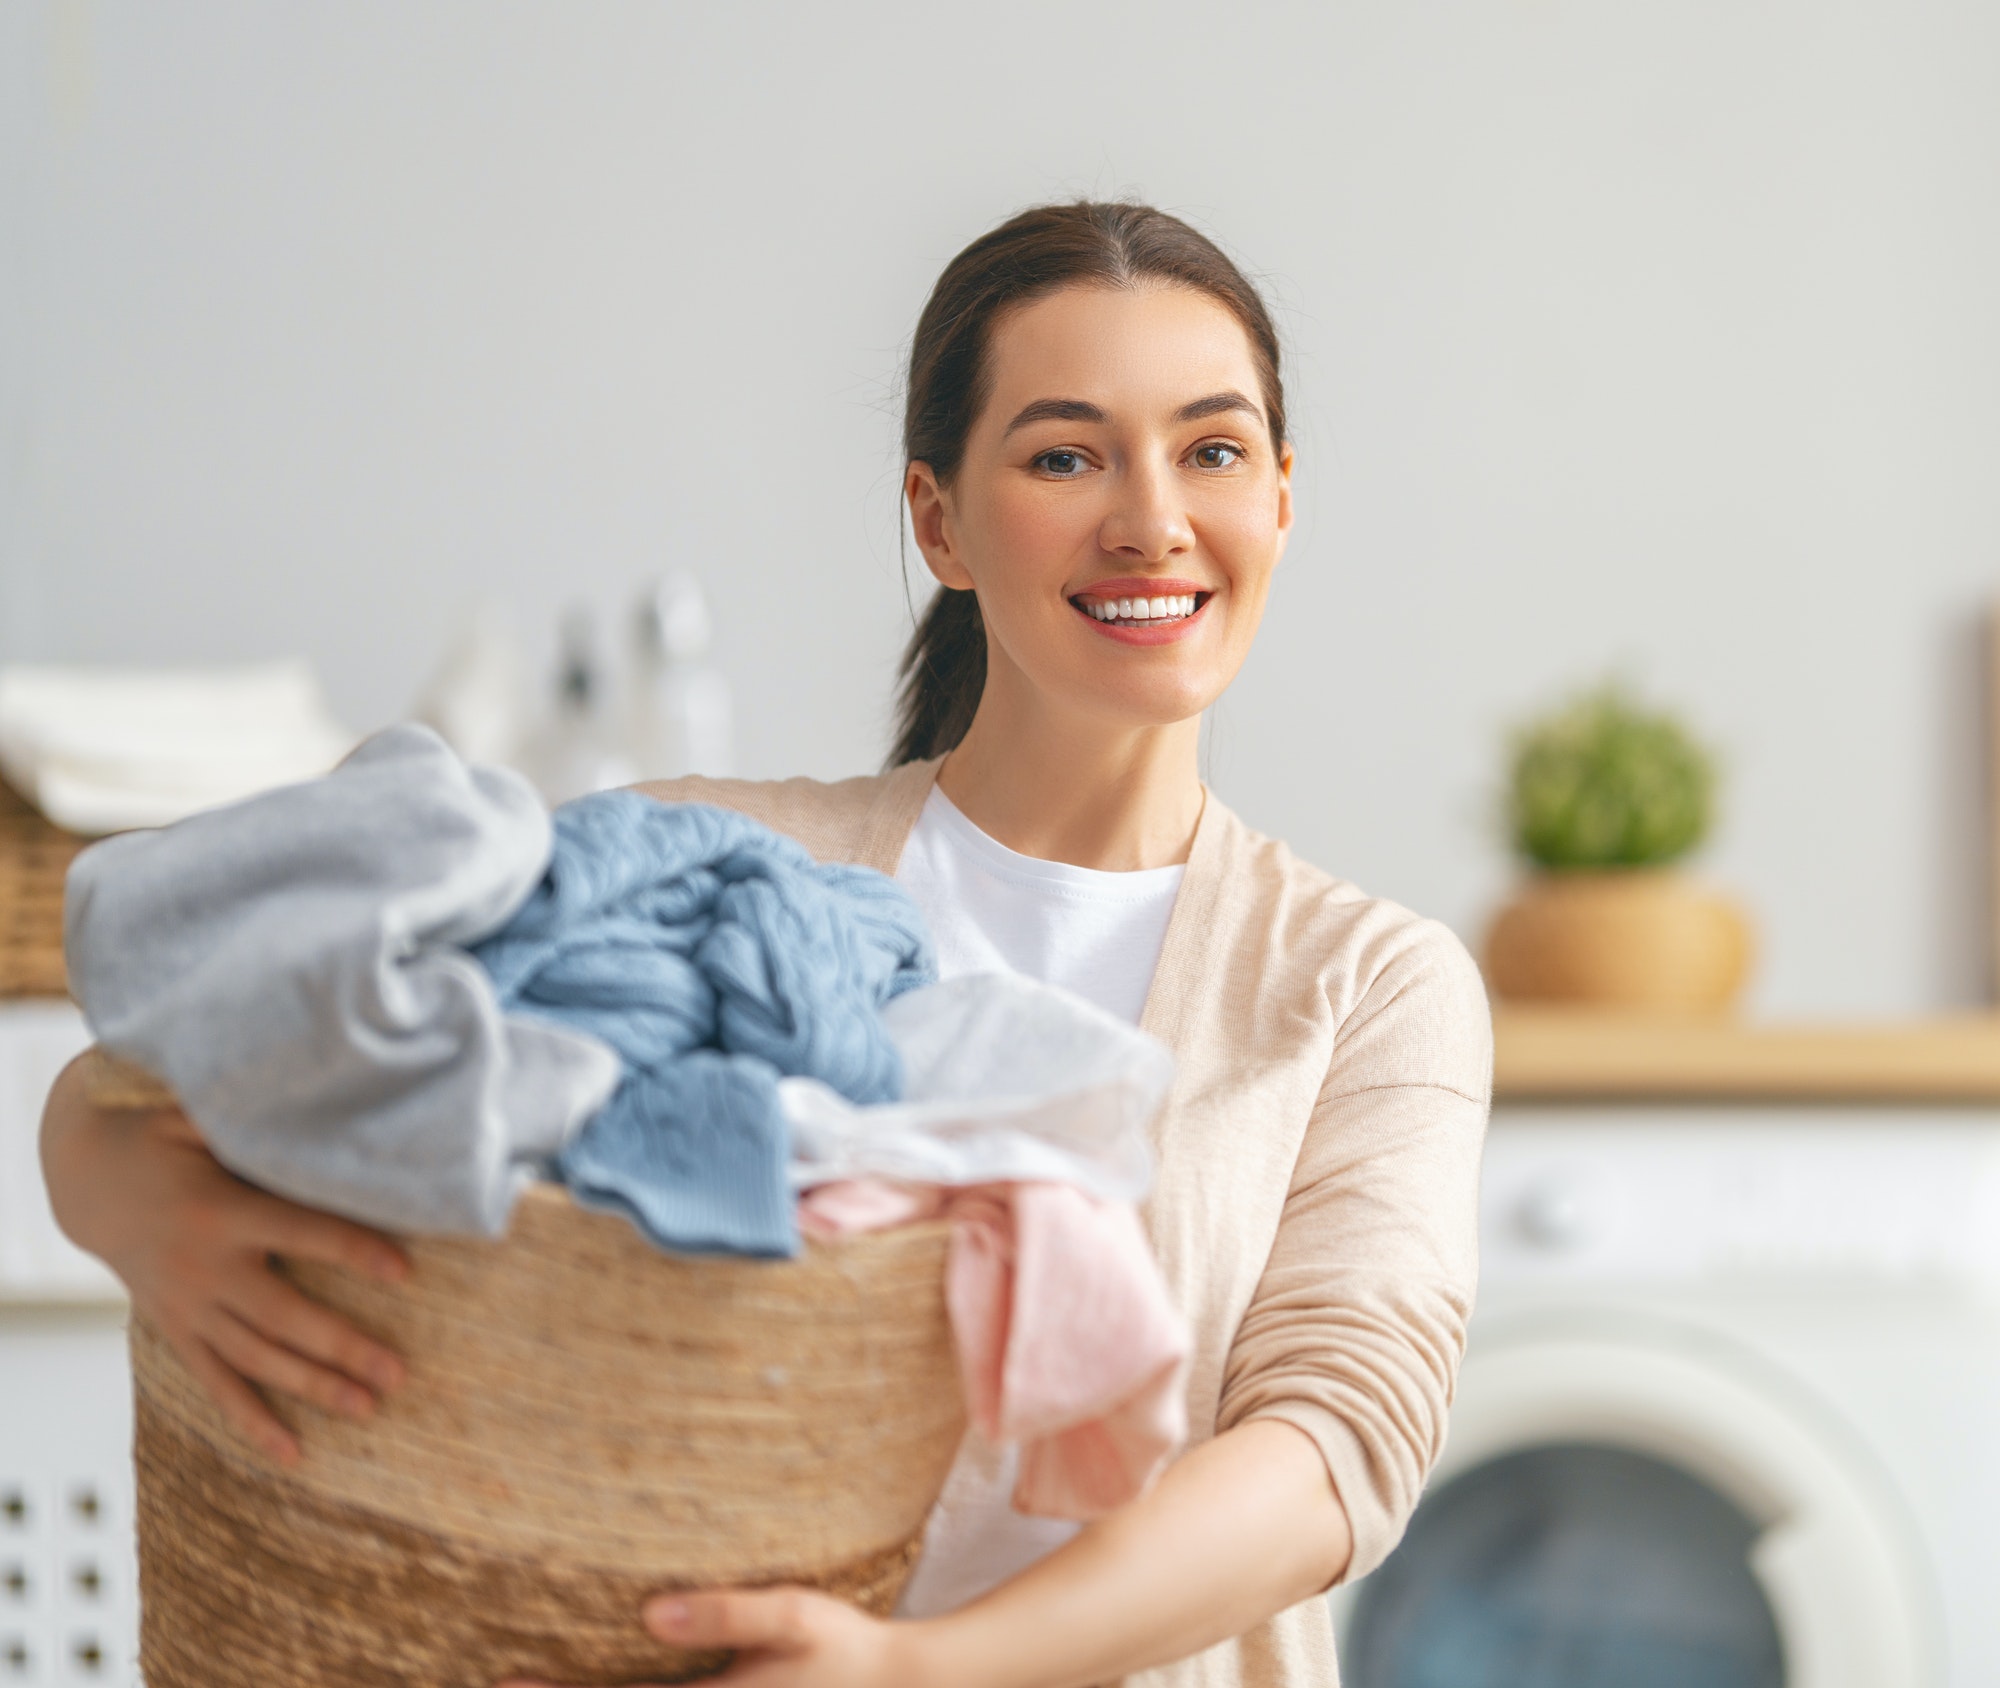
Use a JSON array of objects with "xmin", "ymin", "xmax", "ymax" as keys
[{"xmin": 1483, "ymin": 870, "xmax": 1753, "ymax": 1013}]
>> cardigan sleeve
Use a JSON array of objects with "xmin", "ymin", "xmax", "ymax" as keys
[{"xmin": 1212, "ymin": 917, "xmax": 1492, "ymax": 1583}]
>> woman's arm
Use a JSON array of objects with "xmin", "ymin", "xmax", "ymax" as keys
[
  {"xmin": 507, "ymin": 929, "xmax": 1489, "ymax": 1688},
  {"xmin": 901, "ymin": 1420, "xmax": 1347, "ymax": 1684},
  {"xmin": 38, "ymin": 1053, "xmax": 411, "ymax": 1464},
  {"xmin": 506, "ymin": 1418, "xmax": 1348, "ymax": 1688}
]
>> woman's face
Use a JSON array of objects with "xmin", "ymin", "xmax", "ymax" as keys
[{"xmin": 908, "ymin": 282, "xmax": 1293, "ymax": 733}]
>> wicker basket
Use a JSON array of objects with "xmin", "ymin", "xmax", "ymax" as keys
[
  {"xmin": 96, "ymin": 1061, "xmax": 966, "ymax": 1686},
  {"xmin": 0, "ymin": 778, "xmax": 84, "ymax": 998}
]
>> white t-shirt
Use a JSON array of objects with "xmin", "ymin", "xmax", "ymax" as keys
[
  {"xmin": 895, "ymin": 786, "xmax": 1183, "ymax": 1024},
  {"xmin": 890, "ymin": 784, "xmax": 1184, "ymax": 1617}
]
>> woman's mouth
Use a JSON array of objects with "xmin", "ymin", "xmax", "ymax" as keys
[
  {"xmin": 1074, "ymin": 592, "xmax": 1203, "ymax": 625},
  {"xmin": 1067, "ymin": 585, "xmax": 1211, "ymax": 645}
]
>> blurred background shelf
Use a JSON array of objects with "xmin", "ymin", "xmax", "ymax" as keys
[{"xmin": 1494, "ymin": 1008, "xmax": 2000, "ymax": 1103}]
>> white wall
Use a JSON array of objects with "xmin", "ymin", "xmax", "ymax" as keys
[{"xmin": 5, "ymin": 1, "xmax": 1998, "ymax": 1017}]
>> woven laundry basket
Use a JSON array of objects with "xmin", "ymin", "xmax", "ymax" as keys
[
  {"xmin": 88, "ymin": 1057, "xmax": 966, "ymax": 1687},
  {"xmin": 0, "ymin": 778, "xmax": 84, "ymax": 998}
]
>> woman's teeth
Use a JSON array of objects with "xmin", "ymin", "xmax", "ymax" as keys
[{"xmin": 1081, "ymin": 593, "xmax": 1200, "ymax": 624}]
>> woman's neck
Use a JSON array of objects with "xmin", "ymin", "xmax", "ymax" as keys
[{"xmin": 935, "ymin": 694, "xmax": 1204, "ymax": 873}]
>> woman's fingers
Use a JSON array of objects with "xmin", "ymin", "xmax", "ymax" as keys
[
  {"xmin": 494, "ymin": 1590, "xmax": 858, "ymax": 1688},
  {"xmin": 174, "ymin": 1331, "xmax": 301, "ymax": 1466},
  {"xmin": 240, "ymin": 1189, "xmax": 410, "ymax": 1283},
  {"xmin": 229, "ymin": 1270, "xmax": 406, "ymax": 1393},
  {"xmin": 47, "ymin": 1091, "xmax": 411, "ymax": 1452},
  {"xmin": 200, "ymin": 1309, "xmax": 378, "ymax": 1423},
  {"xmin": 645, "ymin": 1588, "xmax": 814, "ymax": 1652},
  {"xmin": 496, "ymin": 1591, "xmax": 802, "ymax": 1688}
]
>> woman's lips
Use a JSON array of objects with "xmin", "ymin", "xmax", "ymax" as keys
[{"xmin": 1068, "ymin": 584, "xmax": 1212, "ymax": 645}]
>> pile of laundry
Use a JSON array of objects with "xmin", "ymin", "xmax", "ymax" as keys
[{"xmin": 63, "ymin": 725, "xmax": 1188, "ymax": 1519}]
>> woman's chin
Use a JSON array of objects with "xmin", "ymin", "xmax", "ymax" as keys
[{"xmin": 1062, "ymin": 679, "xmax": 1221, "ymax": 735}]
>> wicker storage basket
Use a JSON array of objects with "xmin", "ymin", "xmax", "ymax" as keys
[
  {"xmin": 0, "ymin": 778, "xmax": 84, "ymax": 998},
  {"xmin": 96, "ymin": 1061, "xmax": 966, "ymax": 1686}
]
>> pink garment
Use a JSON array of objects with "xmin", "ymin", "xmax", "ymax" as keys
[{"xmin": 799, "ymin": 1179, "xmax": 1190, "ymax": 1520}]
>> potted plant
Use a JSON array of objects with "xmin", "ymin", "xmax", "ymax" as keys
[{"xmin": 1484, "ymin": 684, "xmax": 1753, "ymax": 1013}]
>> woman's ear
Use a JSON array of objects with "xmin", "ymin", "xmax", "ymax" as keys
[
  {"xmin": 1272, "ymin": 442, "xmax": 1296, "ymax": 566},
  {"xmin": 905, "ymin": 462, "xmax": 976, "ymax": 590}
]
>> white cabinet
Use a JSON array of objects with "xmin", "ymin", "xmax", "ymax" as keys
[{"xmin": 0, "ymin": 1006, "xmax": 137, "ymax": 1684}]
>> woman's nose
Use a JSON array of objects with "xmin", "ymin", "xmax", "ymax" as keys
[{"xmin": 1097, "ymin": 462, "xmax": 1195, "ymax": 561}]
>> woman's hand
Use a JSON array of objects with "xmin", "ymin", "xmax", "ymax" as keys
[
  {"xmin": 498, "ymin": 1420, "xmax": 1346, "ymax": 1688},
  {"xmin": 500, "ymin": 1589, "xmax": 932, "ymax": 1688},
  {"xmin": 39, "ymin": 1053, "xmax": 410, "ymax": 1466}
]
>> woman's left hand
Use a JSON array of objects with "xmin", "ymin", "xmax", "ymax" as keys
[{"xmin": 499, "ymin": 1587, "xmax": 930, "ymax": 1688}]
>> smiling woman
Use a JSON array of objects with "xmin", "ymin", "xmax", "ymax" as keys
[
  {"xmin": 550, "ymin": 205, "xmax": 1486, "ymax": 1688},
  {"xmin": 893, "ymin": 207, "xmax": 1291, "ymax": 790},
  {"xmin": 904, "ymin": 277, "xmax": 1290, "ymax": 782},
  {"xmin": 40, "ymin": 202, "xmax": 1490, "ymax": 1688}
]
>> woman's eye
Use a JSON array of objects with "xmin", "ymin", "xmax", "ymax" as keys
[
  {"xmin": 1191, "ymin": 442, "xmax": 1243, "ymax": 470},
  {"xmin": 1034, "ymin": 449, "xmax": 1087, "ymax": 477}
]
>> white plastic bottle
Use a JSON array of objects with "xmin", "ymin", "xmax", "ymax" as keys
[
  {"xmin": 412, "ymin": 602, "xmax": 527, "ymax": 770},
  {"xmin": 625, "ymin": 574, "xmax": 734, "ymax": 781},
  {"xmin": 523, "ymin": 608, "xmax": 639, "ymax": 805}
]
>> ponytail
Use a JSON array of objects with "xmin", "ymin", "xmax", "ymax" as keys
[{"xmin": 891, "ymin": 587, "xmax": 986, "ymax": 766}]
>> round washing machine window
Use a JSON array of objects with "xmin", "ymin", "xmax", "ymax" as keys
[
  {"xmin": 1331, "ymin": 1322, "xmax": 1939, "ymax": 1688},
  {"xmin": 1343, "ymin": 1443, "xmax": 1784, "ymax": 1687}
]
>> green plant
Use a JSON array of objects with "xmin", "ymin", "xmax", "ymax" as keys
[{"xmin": 1506, "ymin": 684, "xmax": 1716, "ymax": 870}]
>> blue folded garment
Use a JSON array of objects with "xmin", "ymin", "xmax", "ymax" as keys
[{"xmin": 475, "ymin": 793, "xmax": 936, "ymax": 1257}]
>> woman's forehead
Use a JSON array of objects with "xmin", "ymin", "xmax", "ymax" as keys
[{"xmin": 981, "ymin": 283, "xmax": 1264, "ymax": 425}]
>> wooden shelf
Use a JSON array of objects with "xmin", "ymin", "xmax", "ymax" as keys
[
  {"xmin": 79, "ymin": 1018, "xmax": 2000, "ymax": 1108},
  {"xmin": 1492, "ymin": 1007, "xmax": 2000, "ymax": 1103}
]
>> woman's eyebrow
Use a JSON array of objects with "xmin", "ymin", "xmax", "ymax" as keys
[
  {"xmin": 1001, "ymin": 390, "xmax": 1260, "ymax": 437},
  {"xmin": 1174, "ymin": 390, "xmax": 1260, "ymax": 424},
  {"xmin": 1003, "ymin": 397, "xmax": 1109, "ymax": 435}
]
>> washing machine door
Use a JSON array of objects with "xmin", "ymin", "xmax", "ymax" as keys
[{"xmin": 1333, "ymin": 1320, "xmax": 1938, "ymax": 1688}]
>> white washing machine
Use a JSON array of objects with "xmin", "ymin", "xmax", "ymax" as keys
[
  {"xmin": 0, "ymin": 1003, "xmax": 138, "ymax": 1688},
  {"xmin": 1334, "ymin": 1105, "xmax": 2000, "ymax": 1688}
]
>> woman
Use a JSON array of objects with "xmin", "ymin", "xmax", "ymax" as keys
[{"xmin": 41, "ymin": 201, "xmax": 1490, "ymax": 1688}]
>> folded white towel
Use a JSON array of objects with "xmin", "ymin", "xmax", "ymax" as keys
[{"xmin": 0, "ymin": 661, "xmax": 355, "ymax": 833}]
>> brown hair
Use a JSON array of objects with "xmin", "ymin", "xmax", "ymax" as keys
[{"xmin": 890, "ymin": 201, "xmax": 1287, "ymax": 766}]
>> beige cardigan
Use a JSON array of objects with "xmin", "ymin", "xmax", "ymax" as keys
[{"xmin": 637, "ymin": 759, "xmax": 1493, "ymax": 1688}]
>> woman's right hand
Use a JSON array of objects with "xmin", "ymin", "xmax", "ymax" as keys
[{"xmin": 38, "ymin": 1053, "xmax": 411, "ymax": 1466}]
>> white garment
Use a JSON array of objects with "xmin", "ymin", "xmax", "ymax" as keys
[
  {"xmin": 894, "ymin": 787, "xmax": 1183, "ymax": 1025},
  {"xmin": 891, "ymin": 784, "xmax": 1184, "ymax": 1620},
  {"xmin": 781, "ymin": 972, "xmax": 1170, "ymax": 1201}
]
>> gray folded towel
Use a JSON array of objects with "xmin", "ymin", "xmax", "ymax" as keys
[{"xmin": 64, "ymin": 724, "xmax": 619, "ymax": 1234}]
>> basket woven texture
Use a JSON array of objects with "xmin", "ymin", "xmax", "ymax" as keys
[
  {"xmin": 0, "ymin": 778, "xmax": 83, "ymax": 998},
  {"xmin": 131, "ymin": 1180, "xmax": 964, "ymax": 1686}
]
